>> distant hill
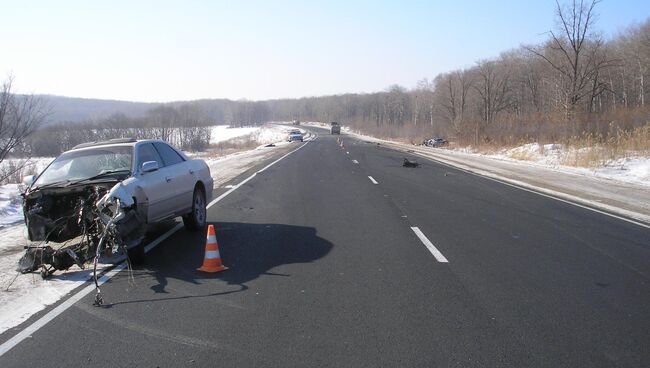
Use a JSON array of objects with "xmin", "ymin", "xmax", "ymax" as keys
[
  {"xmin": 39, "ymin": 95, "xmax": 158, "ymax": 124},
  {"xmin": 36, "ymin": 95, "xmax": 270, "ymax": 126}
]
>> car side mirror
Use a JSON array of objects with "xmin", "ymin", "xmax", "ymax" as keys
[
  {"xmin": 22, "ymin": 175, "xmax": 36, "ymax": 186},
  {"xmin": 141, "ymin": 161, "xmax": 159, "ymax": 173}
]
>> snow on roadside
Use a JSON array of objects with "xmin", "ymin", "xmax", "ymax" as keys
[
  {"xmin": 345, "ymin": 127, "xmax": 650, "ymax": 188},
  {"xmin": 0, "ymin": 224, "xmax": 111, "ymax": 334},
  {"xmin": 477, "ymin": 143, "xmax": 650, "ymax": 187},
  {"xmin": 0, "ymin": 184, "xmax": 23, "ymax": 227},
  {"xmin": 210, "ymin": 125, "xmax": 260, "ymax": 144},
  {"xmin": 253, "ymin": 124, "xmax": 297, "ymax": 145},
  {"xmin": 202, "ymin": 124, "xmax": 310, "ymax": 187},
  {"xmin": 1, "ymin": 179, "xmax": 109, "ymax": 334}
]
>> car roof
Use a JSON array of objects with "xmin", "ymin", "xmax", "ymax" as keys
[
  {"xmin": 71, "ymin": 138, "xmax": 137, "ymax": 150},
  {"xmin": 69, "ymin": 138, "xmax": 174, "ymax": 152}
]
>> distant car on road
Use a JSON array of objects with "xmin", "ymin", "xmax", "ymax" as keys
[
  {"xmin": 288, "ymin": 129, "xmax": 304, "ymax": 142},
  {"xmin": 424, "ymin": 138, "xmax": 448, "ymax": 147},
  {"xmin": 330, "ymin": 122, "xmax": 341, "ymax": 134}
]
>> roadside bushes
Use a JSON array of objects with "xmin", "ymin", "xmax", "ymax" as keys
[{"xmin": 25, "ymin": 115, "xmax": 213, "ymax": 157}]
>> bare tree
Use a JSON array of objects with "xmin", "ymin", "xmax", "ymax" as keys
[
  {"xmin": 473, "ymin": 60, "xmax": 513, "ymax": 129},
  {"xmin": 527, "ymin": 0, "xmax": 614, "ymax": 116},
  {"xmin": 147, "ymin": 105, "xmax": 178, "ymax": 143},
  {"xmin": 0, "ymin": 76, "xmax": 49, "ymax": 182},
  {"xmin": 435, "ymin": 70, "xmax": 473, "ymax": 134}
]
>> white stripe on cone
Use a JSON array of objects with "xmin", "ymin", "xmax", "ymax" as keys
[
  {"xmin": 205, "ymin": 250, "xmax": 220, "ymax": 259},
  {"xmin": 207, "ymin": 235, "xmax": 217, "ymax": 243}
]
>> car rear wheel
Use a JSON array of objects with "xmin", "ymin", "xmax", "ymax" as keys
[{"xmin": 183, "ymin": 187, "xmax": 206, "ymax": 231}]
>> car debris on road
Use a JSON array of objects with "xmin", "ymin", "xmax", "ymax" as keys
[{"xmin": 403, "ymin": 158, "xmax": 419, "ymax": 168}]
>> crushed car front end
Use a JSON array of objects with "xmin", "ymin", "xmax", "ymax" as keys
[{"xmin": 18, "ymin": 143, "xmax": 146, "ymax": 275}]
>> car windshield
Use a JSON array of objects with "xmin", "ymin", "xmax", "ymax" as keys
[{"xmin": 34, "ymin": 146, "xmax": 133, "ymax": 187}]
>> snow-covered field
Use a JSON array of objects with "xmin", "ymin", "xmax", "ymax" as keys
[
  {"xmin": 0, "ymin": 123, "xmax": 309, "ymax": 334},
  {"xmin": 209, "ymin": 125, "xmax": 260, "ymax": 144}
]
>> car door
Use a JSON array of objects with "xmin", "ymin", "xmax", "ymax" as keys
[
  {"xmin": 135, "ymin": 143, "xmax": 175, "ymax": 222},
  {"xmin": 153, "ymin": 142, "xmax": 195, "ymax": 215}
]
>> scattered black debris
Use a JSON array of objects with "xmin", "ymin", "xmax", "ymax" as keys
[
  {"xmin": 17, "ymin": 246, "xmax": 82, "ymax": 275},
  {"xmin": 407, "ymin": 149, "xmax": 414, "ymax": 153},
  {"xmin": 403, "ymin": 158, "xmax": 419, "ymax": 168},
  {"xmin": 265, "ymin": 143, "xmax": 276, "ymax": 147}
]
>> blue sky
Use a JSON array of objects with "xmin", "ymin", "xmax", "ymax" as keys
[{"xmin": 1, "ymin": 0, "xmax": 649, "ymax": 102}]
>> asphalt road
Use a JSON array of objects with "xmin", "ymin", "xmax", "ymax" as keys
[{"xmin": 1, "ymin": 127, "xmax": 649, "ymax": 367}]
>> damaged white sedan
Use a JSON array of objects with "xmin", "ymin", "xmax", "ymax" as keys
[{"xmin": 18, "ymin": 138, "xmax": 213, "ymax": 286}]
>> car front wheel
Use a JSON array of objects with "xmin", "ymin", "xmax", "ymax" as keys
[{"xmin": 183, "ymin": 187, "xmax": 207, "ymax": 231}]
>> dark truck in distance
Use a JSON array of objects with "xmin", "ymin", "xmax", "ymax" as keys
[{"xmin": 330, "ymin": 122, "xmax": 341, "ymax": 134}]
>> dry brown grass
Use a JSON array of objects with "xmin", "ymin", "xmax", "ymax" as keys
[
  {"xmin": 204, "ymin": 134, "xmax": 261, "ymax": 158},
  {"xmin": 560, "ymin": 124, "xmax": 650, "ymax": 167},
  {"xmin": 508, "ymin": 149, "xmax": 537, "ymax": 161}
]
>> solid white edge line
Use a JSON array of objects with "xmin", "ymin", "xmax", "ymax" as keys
[
  {"xmin": 368, "ymin": 176, "xmax": 378, "ymax": 184},
  {"xmin": 0, "ymin": 264, "xmax": 125, "ymax": 356},
  {"xmin": 411, "ymin": 227, "xmax": 449, "ymax": 263},
  {"xmin": 411, "ymin": 151, "xmax": 650, "ymax": 230},
  {"xmin": 0, "ymin": 136, "xmax": 314, "ymax": 357},
  {"xmin": 207, "ymin": 138, "xmax": 311, "ymax": 208},
  {"xmin": 349, "ymin": 134, "xmax": 650, "ymax": 229}
]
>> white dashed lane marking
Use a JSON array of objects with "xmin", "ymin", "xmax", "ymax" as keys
[{"xmin": 411, "ymin": 227, "xmax": 449, "ymax": 263}]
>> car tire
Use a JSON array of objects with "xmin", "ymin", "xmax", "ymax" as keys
[
  {"xmin": 127, "ymin": 243, "xmax": 145, "ymax": 266},
  {"xmin": 183, "ymin": 187, "xmax": 207, "ymax": 232}
]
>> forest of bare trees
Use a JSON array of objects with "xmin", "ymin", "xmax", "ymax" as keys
[
  {"xmin": 24, "ymin": 104, "xmax": 213, "ymax": 157},
  {"xmin": 273, "ymin": 1, "xmax": 650, "ymax": 146},
  {"xmin": 10, "ymin": 0, "xmax": 650, "ymax": 158}
]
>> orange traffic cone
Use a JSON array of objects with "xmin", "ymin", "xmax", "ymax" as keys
[{"xmin": 197, "ymin": 225, "xmax": 228, "ymax": 273}]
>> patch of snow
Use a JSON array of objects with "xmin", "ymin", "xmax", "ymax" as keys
[
  {"xmin": 0, "ymin": 225, "xmax": 110, "ymax": 334},
  {"xmin": 0, "ymin": 184, "xmax": 23, "ymax": 227},
  {"xmin": 202, "ymin": 124, "xmax": 311, "ymax": 187},
  {"xmin": 0, "ymin": 157, "xmax": 54, "ymax": 228},
  {"xmin": 252, "ymin": 125, "xmax": 293, "ymax": 145},
  {"xmin": 210, "ymin": 125, "xmax": 260, "ymax": 144},
  {"xmin": 474, "ymin": 143, "xmax": 650, "ymax": 187},
  {"xmin": 573, "ymin": 156, "xmax": 650, "ymax": 186}
]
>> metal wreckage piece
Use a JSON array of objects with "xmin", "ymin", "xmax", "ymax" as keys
[
  {"xmin": 403, "ymin": 157, "xmax": 419, "ymax": 168},
  {"xmin": 18, "ymin": 182, "xmax": 145, "ymax": 305}
]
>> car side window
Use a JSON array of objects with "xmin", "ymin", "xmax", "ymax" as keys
[
  {"xmin": 153, "ymin": 142, "xmax": 185, "ymax": 167},
  {"xmin": 137, "ymin": 143, "xmax": 164, "ymax": 170}
]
